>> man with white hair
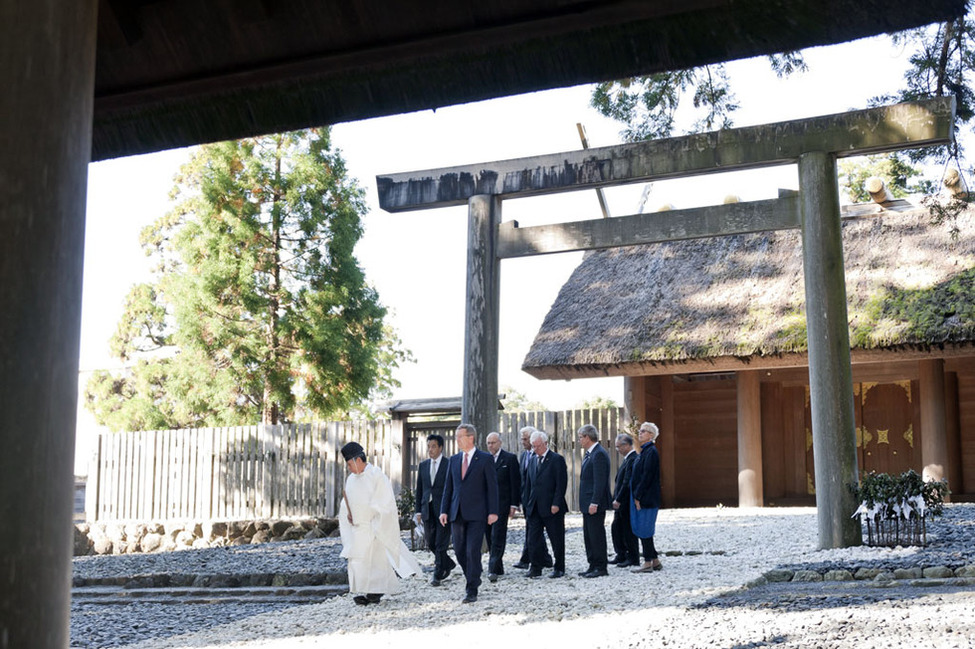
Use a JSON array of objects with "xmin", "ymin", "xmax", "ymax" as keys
[
  {"xmin": 522, "ymin": 429, "xmax": 567, "ymax": 578},
  {"xmin": 513, "ymin": 425, "xmax": 552, "ymax": 569}
]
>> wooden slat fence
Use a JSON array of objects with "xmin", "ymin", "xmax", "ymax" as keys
[{"xmin": 87, "ymin": 408, "xmax": 627, "ymax": 522}]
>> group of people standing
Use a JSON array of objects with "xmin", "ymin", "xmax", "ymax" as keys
[{"xmin": 338, "ymin": 420, "xmax": 663, "ymax": 605}]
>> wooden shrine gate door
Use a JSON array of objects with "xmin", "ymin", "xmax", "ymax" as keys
[{"xmin": 856, "ymin": 381, "xmax": 918, "ymax": 476}]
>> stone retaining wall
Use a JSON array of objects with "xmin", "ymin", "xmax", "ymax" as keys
[{"xmin": 73, "ymin": 517, "xmax": 342, "ymax": 556}]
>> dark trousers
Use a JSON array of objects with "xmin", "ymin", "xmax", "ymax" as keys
[
  {"xmin": 485, "ymin": 509, "xmax": 510, "ymax": 575},
  {"xmin": 527, "ymin": 511, "xmax": 565, "ymax": 572},
  {"xmin": 610, "ymin": 506, "xmax": 640, "ymax": 562},
  {"xmin": 640, "ymin": 535, "xmax": 658, "ymax": 561},
  {"xmin": 451, "ymin": 518, "xmax": 487, "ymax": 596},
  {"xmin": 519, "ymin": 521, "xmax": 553, "ymax": 566},
  {"xmin": 423, "ymin": 504, "xmax": 455, "ymax": 579},
  {"xmin": 582, "ymin": 509, "xmax": 608, "ymax": 571}
]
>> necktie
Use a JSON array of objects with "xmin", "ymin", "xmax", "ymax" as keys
[
  {"xmin": 429, "ymin": 460, "xmax": 436, "ymax": 502},
  {"xmin": 462, "ymin": 452, "xmax": 469, "ymax": 479}
]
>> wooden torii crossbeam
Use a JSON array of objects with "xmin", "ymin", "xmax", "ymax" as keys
[{"xmin": 377, "ymin": 98, "xmax": 955, "ymax": 549}]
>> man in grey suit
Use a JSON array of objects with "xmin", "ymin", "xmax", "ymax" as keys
[
  {"xmin": 577, "ymin": 424, "xmax": 611, "ymax": 577},
  {"xmin": 414, "ymin": 434, "xmax": 455, "ymax": 585},
  {"xmin": 610, "ymin": 432, "xmax": 640, "ymax": 567}
]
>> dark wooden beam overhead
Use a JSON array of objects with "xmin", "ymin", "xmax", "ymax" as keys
[{"xmin": 91, "ymin": 0, "xmax": 966, "ymax": 160}]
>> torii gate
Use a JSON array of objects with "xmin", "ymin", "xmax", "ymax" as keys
[{"xmin": 377, "ymin": 98, "xmax": 955, "ymax": 549}]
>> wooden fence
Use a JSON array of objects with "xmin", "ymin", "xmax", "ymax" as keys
[{"xmin": 86, "ymin": 408, "xmax": 627, "ymax": 522}]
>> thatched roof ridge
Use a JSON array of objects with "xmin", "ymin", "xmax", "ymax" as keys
[{"xmin": 522, "ymin": 203, "xmax": 975, "ymax": 379}]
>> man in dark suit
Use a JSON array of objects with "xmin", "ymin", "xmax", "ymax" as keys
[
  {"xmin": 440, "ymin": 423, "xmax": 499, "ymax": 603},
  {"xmin": 577, "ymin": 424, "xmax": 611, "ymax": 577},
  {"xmin": 513, "ymin": 426, "xmax": 552, "ymax": 570},
  {"xmin": 484, "ymin": 432, "xmax": 520, "ymax": 581},
  {"xmin": 414, "ymin": 434, "xmax": 455, "ymax": 586},
  {"xmin": 522, "ymin": 429, "xmax": 567, "ymax": 579},
  {"xmin": 610, "ymin": 432, "xmax": 640, "ymax": 567}
]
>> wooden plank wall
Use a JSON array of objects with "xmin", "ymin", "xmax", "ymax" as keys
[
  {"xmin": 89, "ymin": 421, "xmax": 396, "ymax": 522},
  {"xmin": 957, "ymin": 370, "xmax": 975, "ymax": 494},
  {"xmin": 88, "ymin": 411, "xmax": 624, "ymax": 522},
  {"xmin": 672, "ymin": 379, "xmax": 738, "ymax": 506}
]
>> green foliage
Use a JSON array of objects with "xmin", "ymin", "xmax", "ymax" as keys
[
  {"xmin": 875, "ymin": 15, "xmax": 975, "ymax": 162},
  {"xmin": 577, "ymin": 395, "xmax": 619, "ymax": 409},
  {"xmin": 396, "ymin": 485, "xmax": 415, "ymax": 520},
  {"xmin": 86, "ymin": 128, "xmax": 411, "ymax": 431},
  {"xmin": 838, "ymin": 154, "xmax": 931, "ymax": 203},
  {"xmin": 851, "ymin": 469, "xmax": 950, "ymax": 546},
  {"xmin": 591, "ymin": 65, "xmax": 740, "ymax": 141},
  {"xmin": 500, "ymin": 385, "xmax": 548, "ymax": 413},
  {"xmin": 857, "ymin": 267, "xmax": 975, "ymax": 346}
]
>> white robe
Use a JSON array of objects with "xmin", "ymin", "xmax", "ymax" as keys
[{"xmin": 339, "ymin": 463, "xmax": 421, "ymax": 595}]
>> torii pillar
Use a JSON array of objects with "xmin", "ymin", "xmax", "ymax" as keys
[
  {"xmin": 462, "ymin": 195, "xmax": 502, "ymax": 442},
  {"xmin": 1, "ymin": 2, "xmax": 98, "ymax": 647},
  {"xmin": 799, "ymin": 151, "xmax": 861, "ymax": 548}
]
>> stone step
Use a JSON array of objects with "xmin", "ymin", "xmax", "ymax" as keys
[{"xmin": 72, "ymin": 584, "xmax": 348, "ymax": 605}]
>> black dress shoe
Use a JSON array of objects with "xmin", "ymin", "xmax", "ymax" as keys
[
  {"xmin": 584, "ymin": 568, "xmax": 608, "ymax": 578},
  {"xmin": 577, "ymin": 569, "xmax": 593, "ymax": 576},
  {"xmin": 549, "ymin": 569, "xmax": 564, "ymax": 578},
  {"xmin": 353, "ymin": 595, "xmax": 370, "ymax": 605},
  {"xmin": 462, "ymin": 593, "xmax": 477, "ymax": 603},
  {"xmin": 608, "ymin": 556, "xmax": 624, "ymax": 565},
  {"xmin": 512, "ymin": 561, "xmax": 530, "ymax": 570},
  {"xmin": 527, "ymin": 569, "xmax": 542, "ymax": 578},
  {"xmin": 366, "ymin": 593, "xmax": 382, "ymax": 603},
  {"xmin": 430, "ymin": 577, "xmax": 442, "ymax": 586},
  {"xmin": 616, "ymin": 560, "xmax": 637, "ymax": 568},
  {"xmin": 487, "ymin": 573, "xmax": 498, "ymax": 583}
]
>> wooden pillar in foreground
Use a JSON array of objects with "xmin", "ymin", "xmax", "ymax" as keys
[
  {"xmin": 462, "ymin": 195, "xmax": 501, "ymax": 444},
  {"xmin": 798, "ymin": 151, "xmax": 861, "ymax": 549},
  {"xmin": 919, "ymin": 359, "xmax": 948, "ymax": 484},
  {"xmin": 736, "ymin": 370, "xmax": 764, "ymax": 507},
  {"xmin": 0, "ymin": 1, "xmax": 98, "ymax": 647}
]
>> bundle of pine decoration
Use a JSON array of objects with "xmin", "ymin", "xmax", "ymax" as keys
[{"xmin": 851, "ymin": 470, "xmax": 949, "ymax": 547}]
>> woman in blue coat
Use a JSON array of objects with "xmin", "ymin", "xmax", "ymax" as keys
[{"xmin": 629, "ymin": 421, "xmax": 662, "ymax": 573}]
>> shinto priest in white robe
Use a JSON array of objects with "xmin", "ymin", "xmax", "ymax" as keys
[{"xmin": 339, "ymin": 462, "xmax": 421, "ymax": 594}]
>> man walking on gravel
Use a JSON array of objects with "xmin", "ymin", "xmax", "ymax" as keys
[{"xmin": 339, "ymin": 441, "xmax": 421, "ymax": 605}]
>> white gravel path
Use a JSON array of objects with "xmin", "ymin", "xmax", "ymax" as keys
[{"xmin": 118, "ymin": 507, "xmax": 975, "ymax": 649}]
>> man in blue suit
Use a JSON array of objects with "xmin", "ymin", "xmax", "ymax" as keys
[
  {"xmin": 414, "ymin": 434, "xmax": 455, "ymax": 586},
  {"xmin": 577, "ymin": 424, "xmax": 611, "ymax": 577},
  {"xmin": 523, "ymin": 429, "xmax": 567, "ymax": 579},
  {"xmin": 440, "ymin": 423, "xmax": 499, "ymax": 603}
]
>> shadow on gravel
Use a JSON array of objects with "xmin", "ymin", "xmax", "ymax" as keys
[
  {"xmin": 71, "ymin": 601, "xmax": 309, "ymax": 649},
  {"xmin": 693, "ymin": 581, "xmax": 972, "ymax": 613}
]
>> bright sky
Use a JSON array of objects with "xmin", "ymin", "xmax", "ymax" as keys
[{"xmin": 77, "ymin": 34, "xmax": 928, "ymax": 473}]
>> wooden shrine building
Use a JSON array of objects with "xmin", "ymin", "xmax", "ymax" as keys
[{"xmin": 523, "ymin": 201, "xmax": 975, "ymax": 508}]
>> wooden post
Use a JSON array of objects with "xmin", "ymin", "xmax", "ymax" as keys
[
  {"xmin": 0, "ymin": 1, "xmax": 98, "ymax": 647},
  {"xmin": 623, "ymin": 376, "xmax": 646, "ymax": 429},
  {"xmin": 944, "ymin": 372, "xmax": 961, "ymax": 498},
  {"xmin": 462, "ymin": 195, "xmax": 501, "ymax": 443},
  {"xmin": 659, "ymin": 376, "xmax": 677, "ymax": 509},
  {"xmin": 736, "ymin": 370, "xmax": 764, "ymax": 507},
  {"xmin": 798, "ymin": 151, "xmax": 861, "ymax": 549},
  {"xmin": 919, "ymin": 359, "xmax": 948, "ymax": 483}
]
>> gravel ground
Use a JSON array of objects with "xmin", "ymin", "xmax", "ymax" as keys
[{"xmin": 71, "ymin": 504, "xmax": 975, "ymax": 649}]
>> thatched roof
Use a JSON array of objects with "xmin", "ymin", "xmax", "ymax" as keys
[{"xmin": 522, "ymin": 202, "xmax": 975, "ymax": 379}]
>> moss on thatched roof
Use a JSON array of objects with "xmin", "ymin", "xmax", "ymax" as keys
[{"xmin": 522, "ymin": 203, "xmax": 975, "ymax": 379}]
